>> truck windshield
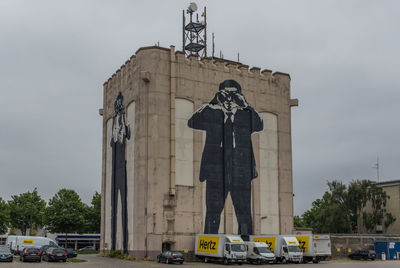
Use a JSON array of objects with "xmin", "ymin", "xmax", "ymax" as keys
[
  {"xmin": 257, "ymin": 247, "xmax": 272, "ymax": 254},
  {"xmin": 288, "ymin": 245, "xmax": 301, "ymax": 253},
  {"xmin": 231, "ymin": 244, "xmax": 246, "ymax": 252}
]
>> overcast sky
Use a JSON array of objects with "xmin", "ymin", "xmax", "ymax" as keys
[{"xmin": 0, "ymin": 0, "xmax": 399, "ymax": 215}]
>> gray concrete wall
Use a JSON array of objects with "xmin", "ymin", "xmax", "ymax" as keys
[{"xmin": 331, "ymin": 234, "xmax": 400, "ymax": 258}]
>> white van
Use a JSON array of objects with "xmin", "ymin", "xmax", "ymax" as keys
[
  {"xmin": 250, "ymin": 235, "xmax": 303, "ymax": 264},
  {"xmin": 245, "ymin": 241, "xmax": 276, "ymax": 264},
  {"xmin": 6, "ymin": 235, "xmax": 17, "ymax": 253},
  {"xmin": 8, "ymin": 236, "xmax": 57, "ymax": 254}
]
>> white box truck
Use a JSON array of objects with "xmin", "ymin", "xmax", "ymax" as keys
[
  {"xmin": 6, "ymin": 235, "xmax": 17, "ymax": 253},
  {"xmin": 313, "ymin": 234, "xmax": 331, "ymax": 262},
  {"xmin": 195, "ymin": 234, "xmax": 247, "ymax": 265},
  {"xmin": 294, "ymin": 234, "xmax": 331, "ymax": 263},
  {"xmin": 250, "ymin": 235, "xmax": 303, "ymax": 264},
  {"xmin": 245, "ymin": 241, "xmax": 276, "ymax": 264},
  {"xmin": 7, "ymin": 236, "xmax": 57, "ymax": 254}
]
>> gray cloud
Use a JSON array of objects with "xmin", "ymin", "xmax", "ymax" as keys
[{"xmin": 0, "ymin": 0, "xmax": 399, "ymax": 214}]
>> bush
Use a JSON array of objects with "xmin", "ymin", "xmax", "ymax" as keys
[
  {"xmin": 107, "ymin": 250, "xmax": 136, "ymax": 261},
  {"xmin": 109, "ymin": 250, "xmax": 124, "ymax": 259}
]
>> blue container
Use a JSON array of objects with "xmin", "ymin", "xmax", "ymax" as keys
[
  {"xmin": 374, "ymin": 241, "xmax": 388, "ymax": 260},
  {"xmin": 374, "ymin": 241, "xmax": 400, "ymax": 260}
]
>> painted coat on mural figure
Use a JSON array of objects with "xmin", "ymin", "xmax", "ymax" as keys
[
  {"xmin": 188, "ymin": 80, "xmax": 263, "ymax": 235},
  {"xmin": 110, "ymin": 92, "xmax": 130, "ymax": 252}
]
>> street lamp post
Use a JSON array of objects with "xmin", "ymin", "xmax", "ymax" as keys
[
  {"xmin": 22, "ymin": 199, "xmax": 25, "ymax": 236},
  {"xmin": 29, "ymin": 187, "xmax": 37, "ymax": 236}
]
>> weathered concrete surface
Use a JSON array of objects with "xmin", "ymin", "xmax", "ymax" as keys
[{"xmin": 100, "ymin": 45, "xmax": 298, "ymax": 258}]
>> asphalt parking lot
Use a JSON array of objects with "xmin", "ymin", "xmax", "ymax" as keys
[{"xmin": 2, "ymin": 255, "xmax": 400, "ymax": 267}]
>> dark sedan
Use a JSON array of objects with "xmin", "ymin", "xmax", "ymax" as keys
[
  {"xmin": 65, "ymin": 249, "xmax": 78, "ymax": 258},
  {"xmin": 43, "ymin": 247, "xmax": 67, "ymax": 262},
  {"xmin": 349, "ymin": 250, "xmax": 376, "ymax": 260},
  {"xmin": 0, "ymin": 247, "xmax": 13, "ymax": 262},
  {"xmin": 157, "ymin": 251, "xmax": 184, "ymax": 264},
  {"xmin": 19, "ymin": 247, "xmax": 41, "ymax": 262},
  {"xmin": 40, "ymin": 244, "xmax": 59, "ymax": 253}
]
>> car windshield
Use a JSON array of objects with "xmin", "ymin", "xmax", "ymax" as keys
[
  {"xmin": 27, "ymin": 248, "xmax": 40, "ymax": 253},
  {"xmin": 257, "ymin": 247, "xmax": 272, "ymax": 254},
  {"xmin": 53, "ymin": 249, "xmax": 66, "ymax": 254},
  {"xmin": 288, "ymin": 245, "xmax": 302, "ymax": 252},
  {"xmin": 172, "ymin": 252, "xmax": 182, "ymax": 257},
  {"xmin": 0, "ymin": 248, "xmax": 10, "ymax": 254},
  {"xmin": 231, "ymin": 244, "xmax": 246, "ymax": 252}
]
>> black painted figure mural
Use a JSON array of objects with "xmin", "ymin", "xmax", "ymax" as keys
[
  {"xmin": 110, "ymin": 92, "xmax": 130, "ymax": 252},
  {"xmin": 188, "ymin": 80, "xmax": 263, "ymax": 235}
]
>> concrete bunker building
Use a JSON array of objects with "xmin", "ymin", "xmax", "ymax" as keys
[{"xmin": 100, "ymin": 45, "xmax": 298, "ymax": 257}]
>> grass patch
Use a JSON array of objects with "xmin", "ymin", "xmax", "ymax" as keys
[
  {"xmin": 68, "ymin": 258, "xmax": 87, "ymax": 263},
  {"xmin": 77, "ymin": 250, "xmax": 99, "ymax": 254}
]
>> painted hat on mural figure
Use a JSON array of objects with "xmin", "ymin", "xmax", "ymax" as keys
[
  {"xmin": 114, "ymin": 92, "xmax": 125, "ymax": 114},
  {"xmin": 218, "ymin": 79, "xmax": 242, "ymax": 93}
]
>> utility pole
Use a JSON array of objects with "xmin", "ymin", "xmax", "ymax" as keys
[
  {"xmin": 22, "ymin": 199, "xmax": 25, "ymax": 236},
  {"xmin": 30, "ymin": 187, "xmax": 37, "ymax": 235}
]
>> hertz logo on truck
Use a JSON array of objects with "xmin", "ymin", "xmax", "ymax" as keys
[{"xmin": 197, "ymin": 236, "xmax": 220, "ymax": 254}]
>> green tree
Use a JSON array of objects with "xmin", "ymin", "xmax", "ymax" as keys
[
  {"xmin": 83, "ymin": 192, "xmax": 101, "ymax": 233},
  {"xmin": 300, "ymin": 181, "xmax": 352, "ymax": 233},
  {"xmin": 347, "ymin": 180, "xmax": 372, "ymax": 232},
  {"xmin": 0, "ymin": 197, "xmax": 10, "ymax": 234},
  {"xmin": 301, "ymin": 179, "xmax": 395, "ymax": 234},
  {"xmin": 319, "ymin": 181, "xmax": 352, "ymax": 233},
  {"xmin": 293, "ymin": 215, "xmax": 305, "ymax": 228},
  {"xmin": 8, "ymin": 191, "xmax": 46, "ymax": 235},
  {"xmin": 45, "ymin": 189, "xmax": 85, "ymax": 247},
  {"xmin": 362, "ymin": 183, "xmax": 396, "ymax": 232},
  {"xmin": 302, "ymin": 198, "xmax": 324, "ymax": 231}
]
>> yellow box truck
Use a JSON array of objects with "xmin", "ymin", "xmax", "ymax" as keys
[{"xmin": 195, "ymin": 234, "xmax": 247, "ymax": 265}]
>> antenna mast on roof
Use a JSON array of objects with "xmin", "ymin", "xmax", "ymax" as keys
[
  {"xmin": 373, "ymin": 156, "xmax": 380, "ymax": 182},
  {"xmin": 182, "ymin": 3, "xmax": 207, "ymax": 57}
]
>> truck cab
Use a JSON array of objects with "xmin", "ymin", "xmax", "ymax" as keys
[
  {"xmin": 223, "ymin": 236, "xmax": 247, "ymax": 264},
  {"xmin": 245, "ymin": 241, "xmax": 276, "ymax": 264},
  {"xmin": 279, "ymin": 237, "xmax": 303, "ymax": 264}
]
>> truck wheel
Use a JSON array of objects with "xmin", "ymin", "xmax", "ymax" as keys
[
  {"xmin": 223, "ymin": 258, "xmax": 228, "ymax": 265},
  {"xmin": 204, "ymin": 257, "xmax": 208, "ymax": 263},
  {"xmin": 257, "ymin": 259, "xmax": 261, "ymax": 265},
  {"xmin": 282, "ymin": 257, "xmax": 287, "ymax": 264}
]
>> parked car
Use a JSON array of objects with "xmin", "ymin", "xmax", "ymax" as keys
[
  {"xmin": 65, "ymin": 249, "xmax": 78, "ymax": 258},
  {"xmin": 40, "ymin": 244, "xmax": 60, "ymax": 260},
  {"xmin": 157, "ymin": 251, "xmax": 184, "ymax": 264},
  {"xmin": 78, "ymin": 245, "xmax": 96, "ymax": 251},
  {"xmin": 42, "ymin": 247, "xmax": 67, "ymax": 262},
  {"xmin": 348, "ymin": 250, "xmax": 376, "ymax": 260},
  {"xmin": 8, "ymin": 236, "xmax": 57, "ymax": 255},
  {"xmin": 19, "ymin": 247, "xmax": 41, "ymax": 262},
  {"xmin": 40, "ymin": 244, "xmax": 59, "ymax": 253},
  {"xmin": 0, "ymin": 247, "xmax": 13, "ymax": 262}
]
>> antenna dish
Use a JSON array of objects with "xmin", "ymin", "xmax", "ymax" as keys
[{"xmin": 188, "ymin": 2, "xmax": 198, "ymax": 13}]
